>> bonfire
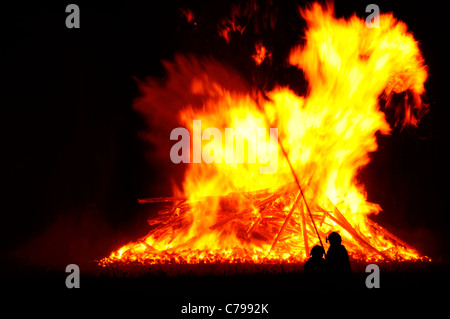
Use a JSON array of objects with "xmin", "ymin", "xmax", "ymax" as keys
[{"xmin": 99, "ymin": 2, "xmax": 428, "ymax": 267}]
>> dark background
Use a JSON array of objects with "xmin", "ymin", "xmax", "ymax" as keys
[{"xmin": 1, "ymin": 0, "xmax": 448, "ymax": 274}]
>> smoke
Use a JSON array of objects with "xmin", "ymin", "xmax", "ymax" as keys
[
  {"xmin": 134, "ymin": 54, "xmax": 250, "ymax": 170},
  {"xmin": 10, "ymin": 207, "xmax": 117, "ymax": 269}
]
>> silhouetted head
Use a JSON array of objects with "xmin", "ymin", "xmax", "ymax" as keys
[
  {"xmin": 310, "ymin": 245, "xmax": 325, "ymax": 258},
  {"xmin": 327, "ymin": 232, "xmax": 342, "ymax": 246}
]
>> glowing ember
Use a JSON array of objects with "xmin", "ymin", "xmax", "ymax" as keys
[
  {"xmin": 180, "ymin": 8, "xmax": 195, "ymax": 25},
  {"xmin": 99, "ymin": 3, "xmax": 428, "ymax": 266},
  {"xmin": 252, "ymin": 42, "xmax": 271, "ymax": 65}
]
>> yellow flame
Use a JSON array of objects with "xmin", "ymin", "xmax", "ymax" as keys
[{"xmin": 100, "ymin": 2, "xmax": 428, "ymax": 266}]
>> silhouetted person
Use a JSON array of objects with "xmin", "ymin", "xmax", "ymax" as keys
[
  {"xmin": 326, "ymin": 232, "xmax": 352, "ymax": 288},
  {"xmin": 304, "ymin": 245, "xmax": 327, "ymax": 274},
  {"xmin": 304, "ymin": 245, "xmax": 328, "ymax": 288}
]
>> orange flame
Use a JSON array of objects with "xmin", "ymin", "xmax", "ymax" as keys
[
  {"xmin": 180, "ymin": 8, "xmax": 195, "ymax": 24},
  {"xmin": 218, "ymin": 1, "xmax": 258, "ymax": 43},
  {"xmin": 252, "ymin": 42, "xmax": 271, "ymax": 65},
  {"xmin": 100, "ymin": 3, "xmax": 428, "ymax": 266}
]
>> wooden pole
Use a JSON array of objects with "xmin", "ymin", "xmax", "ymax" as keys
[
  {"xmin": 269, "ymin": 191, "xmax": 302, "ymax": 252},
  {"xmin": 278, "ymin": 136, "xmax": 326, "ymax": 251},
  {"xmin": 138, "ymin": 196, "xmax": 187, "ymax": 203},
  {"xmin": 254, "ymin": 94, "xmax": 325, "ymax": 252}
]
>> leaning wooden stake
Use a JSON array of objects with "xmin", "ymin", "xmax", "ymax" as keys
[
  {"xmin": 138, "ymin": 196, "xmax": 187, "ymax": 203},
  {"xmin": 299, "ymin": 201, "xmax": 310, "ymax": 257},
  {"xmin": 255, "ymin": 94, "xmax": 325, "ymax": 251},
  {"xmin": 269, "ymin": 191, "xmax": 302, "ymax": 252}
]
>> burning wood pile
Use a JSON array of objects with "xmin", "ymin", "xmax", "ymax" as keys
[
  {"xmin": 99, "ymin": 182, "xmax": 420, "ymax": 266},
  {"xmin": 99, "ymin": 2, "xmax": 428, "ymax": 267}
]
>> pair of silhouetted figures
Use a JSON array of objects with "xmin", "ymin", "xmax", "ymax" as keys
[{"xmin": 304, "ymin": 232, "xmax": 352, "ymax": 288}]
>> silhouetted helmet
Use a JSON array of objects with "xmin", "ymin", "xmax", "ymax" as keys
[
  {"xmin": 327, "ymin": 232, "xmax": 341, "ymax": 245},
  {"xmin": 310, "ymin": 245, "xmax": 325, "ymax": 258}
]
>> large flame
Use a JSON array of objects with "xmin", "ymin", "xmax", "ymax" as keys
[{"xmin": 100, "ymin": 3, "xmax": 428, "ymax": 266}]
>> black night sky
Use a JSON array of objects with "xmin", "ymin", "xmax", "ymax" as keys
[{"xmin": 1, "ymin": 0, "xmax": 448, "ymax": 288}]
